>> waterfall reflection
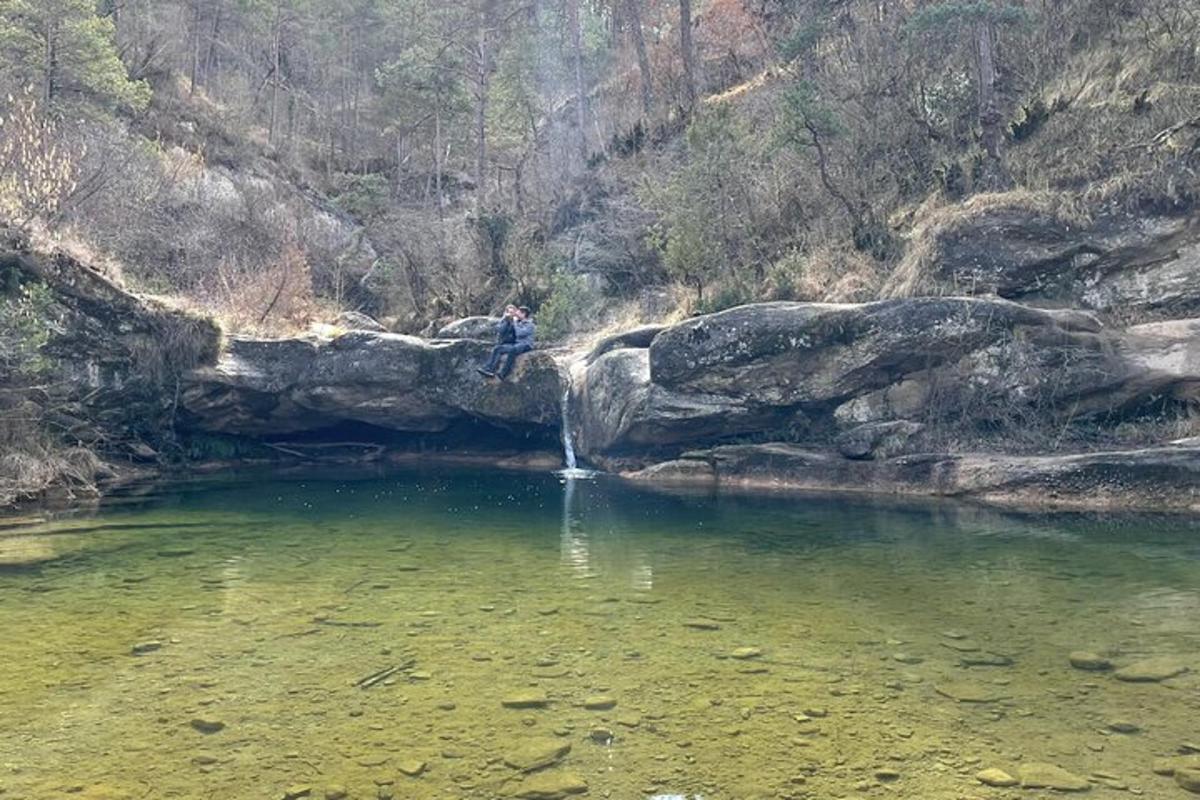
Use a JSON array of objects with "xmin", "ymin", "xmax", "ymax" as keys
[
  {"xmin": 559, "ymin": 475, "xmax": 654, "ymax": 590},
  {"xmin": 560, "ymin": 475, "xmax": 592, "ymax": 576}
]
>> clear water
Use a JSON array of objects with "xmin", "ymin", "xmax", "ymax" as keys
[{"xmin": 2, "ymin": 468, "xmax": 1199, "ymax": 800}]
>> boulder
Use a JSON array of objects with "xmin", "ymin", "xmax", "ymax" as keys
[
  {"xmin": 180, "ymin": 332, "xmax": 563, "ymax": 436},
  {"xmin": 334, "ymin": 311, "xmax": 387, "ymax": 332},
  {"xmin": 575, "ymin": 297, "xmax": 1200, "ymax": 458},
  {"xmin": 835, "ymin": 421, "xmax": 925, "ymax": 460},
  {"xmin": 897, "ymin": 204, "xmax": 1200, "ymax": 314},
  {"xmin": 573, "ymin": 348, "xmax": 796, "ymax": 455},
  {"xmin": 437, "ymin": 316, "xmax": 501, "ymax": 340},
  {"xmin": 648, "ymin": 298, "xmax": 1106, "ymax": 403},
  {"xmin": 584, "ymin": 324, "xmax": 666, "ymax": 364}
]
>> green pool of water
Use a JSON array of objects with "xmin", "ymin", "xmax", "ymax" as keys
[{"xmin": 2, "ymin": 468, "xmax": 1199, "ymax": 800}]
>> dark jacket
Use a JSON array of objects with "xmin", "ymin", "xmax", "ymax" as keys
[
  {"xmin": 496, "ymin": 316, "xmax": 516, "ymax": 344},
  {"xmin": 514, "ymin": 319, "xmax": 535, "ymax": 348}
]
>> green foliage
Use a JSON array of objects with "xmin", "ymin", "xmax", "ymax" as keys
[
  {"xmin": 906, "ymin": 2, "xmax": 1031, "ymax": 37},
  {"xmin": 652, "ymin": 105, "xmax": 752, "ymax": 299},
  {"xmin": 774, "ymin": 80, "xmax": 843, "ymax": 147},
  {"xmin": 536, "ymin": 271, "xmax": 603, "ymax": 343},
  {"xmin": 330, "ymin": 173, "xmax": 391, "ymax": 221},
  {"xmin": 0, "ymin": 0, "xmax": 150, "ymax": 109},
  {"xmin": 489, "ymin": 30, "xmax": 541, "ymax": 150},
  {"xmin": 777, "ymin": 18, "xmax": 827, "ymax": 61},
  {"xmin": 694, "ymin": 282, "xmax": 754, "ymax": 316},
  {"xmin": 0, "ymin": 279, "xmax": 55, "ymax": 378}
]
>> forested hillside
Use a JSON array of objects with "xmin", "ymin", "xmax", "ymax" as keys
[
  {"xmin": 3, "ymin": 0, "xmax": 1197, "ymax": 334},
  {"xmin": 2, "ymin": 0, "xmax": 1200, "ymax": 502}
]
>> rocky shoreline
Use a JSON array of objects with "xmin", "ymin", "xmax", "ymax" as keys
[{"xmin": 8, "ymin": 228, "xmax": 1200, "ymax": 514}]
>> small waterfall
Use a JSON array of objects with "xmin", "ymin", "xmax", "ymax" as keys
[
  {"xmin": 560, "ymin": 381, "xmax": 578, "ymax": 470},
  {"xmin": 557, "ymin": 356, "xmax": 595, "ymax": 479}
]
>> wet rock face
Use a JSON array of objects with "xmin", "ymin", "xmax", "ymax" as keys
[
  {"xmin": 913, "ymin": 206, "xmax": 1200, "ymax": 315},
  {"xmin": 180, "ymin": 332, "xmax": 563, "ymax": 436}
]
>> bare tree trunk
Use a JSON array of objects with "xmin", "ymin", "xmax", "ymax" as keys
[
  {"xmin": 566, "ymin": 0, "xmax": 588, "ymax": 163},
  {"xmin": 974, "ymin": 17, "xmax": 1008, "ymax": 189},
  {"xmin": 43, "ymin": 24, "xmax": 58, "ymax": 106},
  {"xmin": 268, "ymin": 1, "xmax": 282, "ymax": 146},
  {"xmin": 472, "ymin": 0, "xmax": 495, "ymax": 215},
  {"xmin": 678, "ymin": 0, "xmax": 698, "ymax": 113},
  {"xmin": 204, "ymin": 5, "xmax": 223, "ymax": 83},
  {"xmin": 625, "ymin": 0, "xmax": 654, "ymax": 118},
  {"xmin": 189, "ymin": 0, "xmax": 202, "ymax": 95}
]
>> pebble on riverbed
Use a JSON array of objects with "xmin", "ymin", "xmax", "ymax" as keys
[
  {"xmin": 189, "ymin": 718, "xmax": 226, "ymax": 734},
  {"xmin": 582, "ymin": 695, "xmax": 616, "ymax": 710}
]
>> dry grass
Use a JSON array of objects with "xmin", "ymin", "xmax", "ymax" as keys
[
  {"xmin": 170, "ymin": 235, "xmax": 339, "ymax": 338},
  {"xmin": 1008, "ymin": 22, "xmax": 1200, "ymax": 208},
  {"xmin": 0, "ymin": 445, "xmax": 102, "ymax": 508}
]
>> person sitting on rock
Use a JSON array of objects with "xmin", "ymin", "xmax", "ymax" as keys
[
  {"xmin": 495, "ymin": 304, "xmax": 518, "ymax": 347},
  {"xmin": 478, "ymin": 306, "xmax": 535, "ymax": 380}
]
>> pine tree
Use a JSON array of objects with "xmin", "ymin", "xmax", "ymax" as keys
[{"xmin": 0, "ymin": 0, "xmax": 150, "ymax": 109}]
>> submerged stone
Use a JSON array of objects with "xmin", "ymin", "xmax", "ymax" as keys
[
  {"xmin": 976, "ymin": 768, "xmax": 1017, "ymax": 787},
  {"xmin": 682, "ymin": 618, "xmax": 721, "ymax": 630},
  {"xmin": 1154, "ymin": 755, "xmax": 1200, "ymax": 776},
  {"xmin": 1114, "ymin": 656, "xmax": 1190, "ymax": 682},
  {"xmin": 933, "ymin": 681, "xmax": 1008, "ymax": 703},
  {"xmin": 510, "ymin": 771, "xmax": 588, "ymax": 799},
  {"xmin": 189, "ymin": 718, "xmax": 226, "ymax": 734},
  {"xmin": 503, "ymin": 738, "xmax": 571, "ymax": 772},
  {"xmin": 1069, "ymin": 651, "xmax": 1112, "ymax": 671},
  {"xmin": 730, "ymin": 647, "xmax": 763, "ymax": 660},
  {"xmin": 1177, "ymin": 767, "xmax": 1200, "ymax": 793},
  {"xmin": 583, "ymin": 695, "xmax": 616, "ymax": 710},
  {"xmin": 1018, "ymin": 763, "xmax": 1090, "ymax": 791},
  {"xmin": 397, "ymin": 759, "xmax": 426, "ymax": 777},
  {"xmin": 502, "ymin": 691, "xmax": 550, "ymax": 709}
]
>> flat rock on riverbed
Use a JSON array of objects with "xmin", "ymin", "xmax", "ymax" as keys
[
  {"xmin": 1019, "ymin": 763, "xmax": 1090, "ymax": 791},
  {"xmin": 509, "ymin": 771, "xmax": 588, "ymax": 799},
  {"xmin": 934, "ymin": 681, "xmax": 1009, "ymax": 703},
  {"xmin": 1114, "ymin": 656, "xmax": 1190, "ymax": 682},
  {"xmin": 976, "ymin": 768, "xmax": 1018, "ymax": 787},
  {"xmin": 502, "ymin": 691, "xmax": 550, "ymax": 709},
  {"xmin": 504, "ymin": 739, "xmax": 571, "ymax": 772}
]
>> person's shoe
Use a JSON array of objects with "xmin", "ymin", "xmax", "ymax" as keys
[{"xmin": 477, "ymin": 367, "xmax": 495, "ymax": 378}]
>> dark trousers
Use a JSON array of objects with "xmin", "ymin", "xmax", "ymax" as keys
[{"xmin": 483, "ymin": 342, "xmax": 532, "ymax": 378}]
